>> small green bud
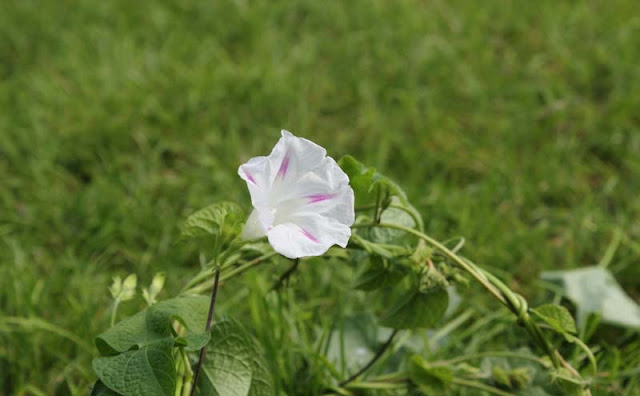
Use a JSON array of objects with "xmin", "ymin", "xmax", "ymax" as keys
[
  {"xmin": 420, "ymin": 267, "xmax": 449, "ymax": 292},
  {"xmin": 109, "ymin": 276, "xmax": 122, "ymax": 299},
  {"xmin": 492, "ymin": 366, "xmax": 512, "ymax": 388},
  {"xmin": 410, "ymin": 240, "xmax": 433, "ymax": 267},
  {"xmin": 143, "ymin": 272, "xmax": 166, "ymax": 306},
  {"xmin": 119, "ymin": 274, "xmax": 137, "ymax": 302},
  {"xmin": 509, "ymin": 367, "xmax": 531, "ymax": 389}
]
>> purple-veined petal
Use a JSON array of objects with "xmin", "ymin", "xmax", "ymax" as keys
[
  {"xmin": 239, "ymin": 130, "xmax": 355, "ymax": 258},
  {"xmin": 267, "ymin": 130, "xmax": 327, "ymax": 184},
  {"xmin": 266, "ymin": 212, "xmax": 351, "ymax": 259},
  {"xmin": 238, "ymin": 156, "xmax": 271, "ymax": 208},
  {"xmin": 304, "ymin": 186, "xmax": 355, "ymax": 226},
  {"xmin": 306, "ymin": 193, "xmax": 335, "ymax": 204}
]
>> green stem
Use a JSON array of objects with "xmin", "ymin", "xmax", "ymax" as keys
[
  {"xmin": 431, "ymin": 351, "xmax": 551, "ymax": 368},
  {"xmin": 352, "ymin": 222, "xmax": 567, "ymax": 370},
  {"xmin": 352, "ymin": 223, "xmax": 505, "ymax": 304},
  {"xmin": 373, "ymin": 184, "xmax": 382, "ymax": 223},
  {"xmin": 190, "ymin": 268, "xmax": 221, "ymax": 396},
  {"xmin": 597, "ymin": 366, "xmax": 640, "ymax": 378},
  {"xmin": 174, "ymin": 352, "xmax": 184, "ymax": 396},
  {"xmin": 452, "ymin": 378, "xmax": 518, "ymax": 396},
  {"xmin": 182, "ymin": 252, "xmax": 278, "ymax": 295},
  {"xmin": 343, "ymin": 381, "xmax": 406, "ymax": 390},
  {"xmin": 110, "ymin": 299, "xmax": 120, "ymax": 327},
  {"xmin": 339, "ymin": 329, "xmax": 399, "ymax": 387},
  {"xmin": 181, "ymin": 347, "xmax": 193, "ymax": 396},
  {"xmin": 181, "ymin": 252, "xmax": 242, "ymax": 293},
  {"xmin": 597, "ymin": 229, "xmax": 622, "ymax": 268},
  {"xmin": 428, "ymin": 309, "xmax": 474, "ymax": 346},
  {"xmin": 480, "ymin": 269, "xmax": 560, "ymax": 368},
  {"xmin": 356, "ymin": 203, "xmax": 423, "ymax": 230},
  {"xmin": 2, "ymin": 316, "xmax": 94, "ymax": 353},
  {"xmin": 269, "ymin": 259, "xmax": 300, "ymax": 291}
]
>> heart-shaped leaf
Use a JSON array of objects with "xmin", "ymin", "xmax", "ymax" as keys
[
  {"xmin": 380, "ymin": 286, "xmax": 448, "ymax": 329},
  {"xmin": 90, "ymin": 380, "xmax": 122, "ymax": 396},
  {"xmin": 532, "ymin": 304, "xmax": 577, "ymax": 335},
  {"xmin": 198, "ymin": 317, "xmax": 274, "ymax": 396},
  {"xmin": 93, "ymin": 338, "xmax": 176, "ymax": 396},
  {"xmin": 338, "ymin": 155, "xmax": 423, "ymax": 231},
  {"xmin": 96, "ymin": 295, "xmax": 210, "ymax": 355},
  {"xmin": 180, "ymin": 202, "xmax": 244, "ymax": 241},
  {"xmin": 352, "ymin": 256, "xmax": 408, "ymax": 291}
]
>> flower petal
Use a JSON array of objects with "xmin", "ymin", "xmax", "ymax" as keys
[
  {"xmin": 268, "ymin": 130, "xmax": 327, "ymax": 184},
  {"xmin": 293, "ymin": 157, "xmax": 354, "ymax": 223},
  {"xmin": 238, "ymin": 156, "xmax": 271, "ymax": 208},
  {"xmin": 240, "ymin": 130, "xmax": 355, "ymax": 257},
  {"xmin": 241, "ymin": 209, "xmax": 267, "ymax": 240},
  {"xmin": 305, "ymin": 185, "xmax": 355, "ymax": 226},
  {"xmin": 266, "ymin": 212, "xmax": 351, "ymax": 259}
]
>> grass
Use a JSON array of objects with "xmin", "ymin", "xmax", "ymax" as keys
[{"xmin": 1, "ymin": 0, "xmax": 639, "ymax": 394}]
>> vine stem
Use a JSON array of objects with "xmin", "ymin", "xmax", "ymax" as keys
[
  {"xmin": 269, "ymin": 259, "xmax": 300, "ymax": 291},
  {"xmin": 110, "ymin": 299, "xmax": 120, "ymax": 327},
  {"xmin": 339, "ymin": 329, "xmax": 399, "ymax": 387},
  {"xmin": 182, "ymin": 252, "xmax": 278, "ymax": 295},
  {"xmin": 190, "ymin": 268, "xmax": 221, "ymax": 396},
  {"xmin": 352, "ymin": 222, "xmax": 570, "ymax": 372},
  {"xmin": 452, "ymin": 378, "xmax": 518, "ymax": 396},
  {"xmin": 430, "ymin": 350, "xmax": 551, "ymax": 368},
  {"xmin": 352, "ymin": 223, "xmax": 506, "ymax": 304}
]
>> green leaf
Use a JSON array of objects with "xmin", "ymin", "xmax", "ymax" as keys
[
  {"xmin": 541, "ymin": 266, "xmax": 640, "ymax": 329},
  {"xmin": 93, "ymin": 338, "xmax": 176, "ymax": 396},
  {"xmin": 550, "ymin": 368, "xmax": 587, "ymax": 396},
  {"xmin": 337, "ymin": 155, "xmax": 378, "ymax": 207},
  {"xmin": 90, "ymin": 380, "xmax": 122, "ymax": 396},
  {"xmin": 176, "ymin": 331, "xmax": 211, "ymax": 352},
  {"xmin": 180, "ymin": 202, "xmax": 244, "ymax": 241},
  {"xmin": 198, "ymin": 317, "xmax": 274, "ymax": 396},
  {"xmin": 96, "ymin": 295, "xmax": 210, "ymax": 355},
  {"xmin": 532, "ymin": 304, "xmax": 577, "ymax": 335},
  {"xmin": 371, "ymin": 178, "xmax": 423, "ymax": 231},
  {"xmin": 369, "ymin": 197, "xmax": 417, "ymax": 244},
  {"xmin": 380, "ymin": 286, "xmax": 448, "ymax": 329},
  {"xmin": 408, "ymin": 355, "xmax": 453, "ymax": 394},
  {"xmin": 352, "ymin": 256, "xmax": 408, "ymax": 291},
  {"xmin": 338, "ymin": 155, "xmax": 423, "ymax": 230}
]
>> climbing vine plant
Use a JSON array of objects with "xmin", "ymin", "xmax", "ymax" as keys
[{"xmin": 91, "ymin": 132, "xmax": 596, "ymax": 396}]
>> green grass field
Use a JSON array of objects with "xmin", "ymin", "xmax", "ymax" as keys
[{"xmin": 1, "ymin": 1, "xmax": 639, "ymax": 395}]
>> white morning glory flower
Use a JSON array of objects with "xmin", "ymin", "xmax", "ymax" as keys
[{"xmin": 238, "ymin": 130, "xmax": 355, "ymax": 259}]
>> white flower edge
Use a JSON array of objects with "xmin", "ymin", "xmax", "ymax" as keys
[{"xmin": 238, "ymin": 130, "xmax": 355, "ymax": 259}]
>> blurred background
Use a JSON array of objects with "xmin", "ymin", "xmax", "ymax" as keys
[{"xmin": 1, "ymin": 0, "xmax": 639, "ymax": 394}]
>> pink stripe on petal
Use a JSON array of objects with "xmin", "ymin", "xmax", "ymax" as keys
[
  {"xmin": 277, "ymin": 153, "xmax": 291, "ymax": 178},
  {"xmin": 306, "ymin": 193, "xmax": 334, "ymax": 204},
  {"xmin": 300, "ymin": 228, "xmax": 319, "ymax": 243},
  {"xmin": 244, "ymin": 170, "xmax": 257, "ymax": 184}
]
